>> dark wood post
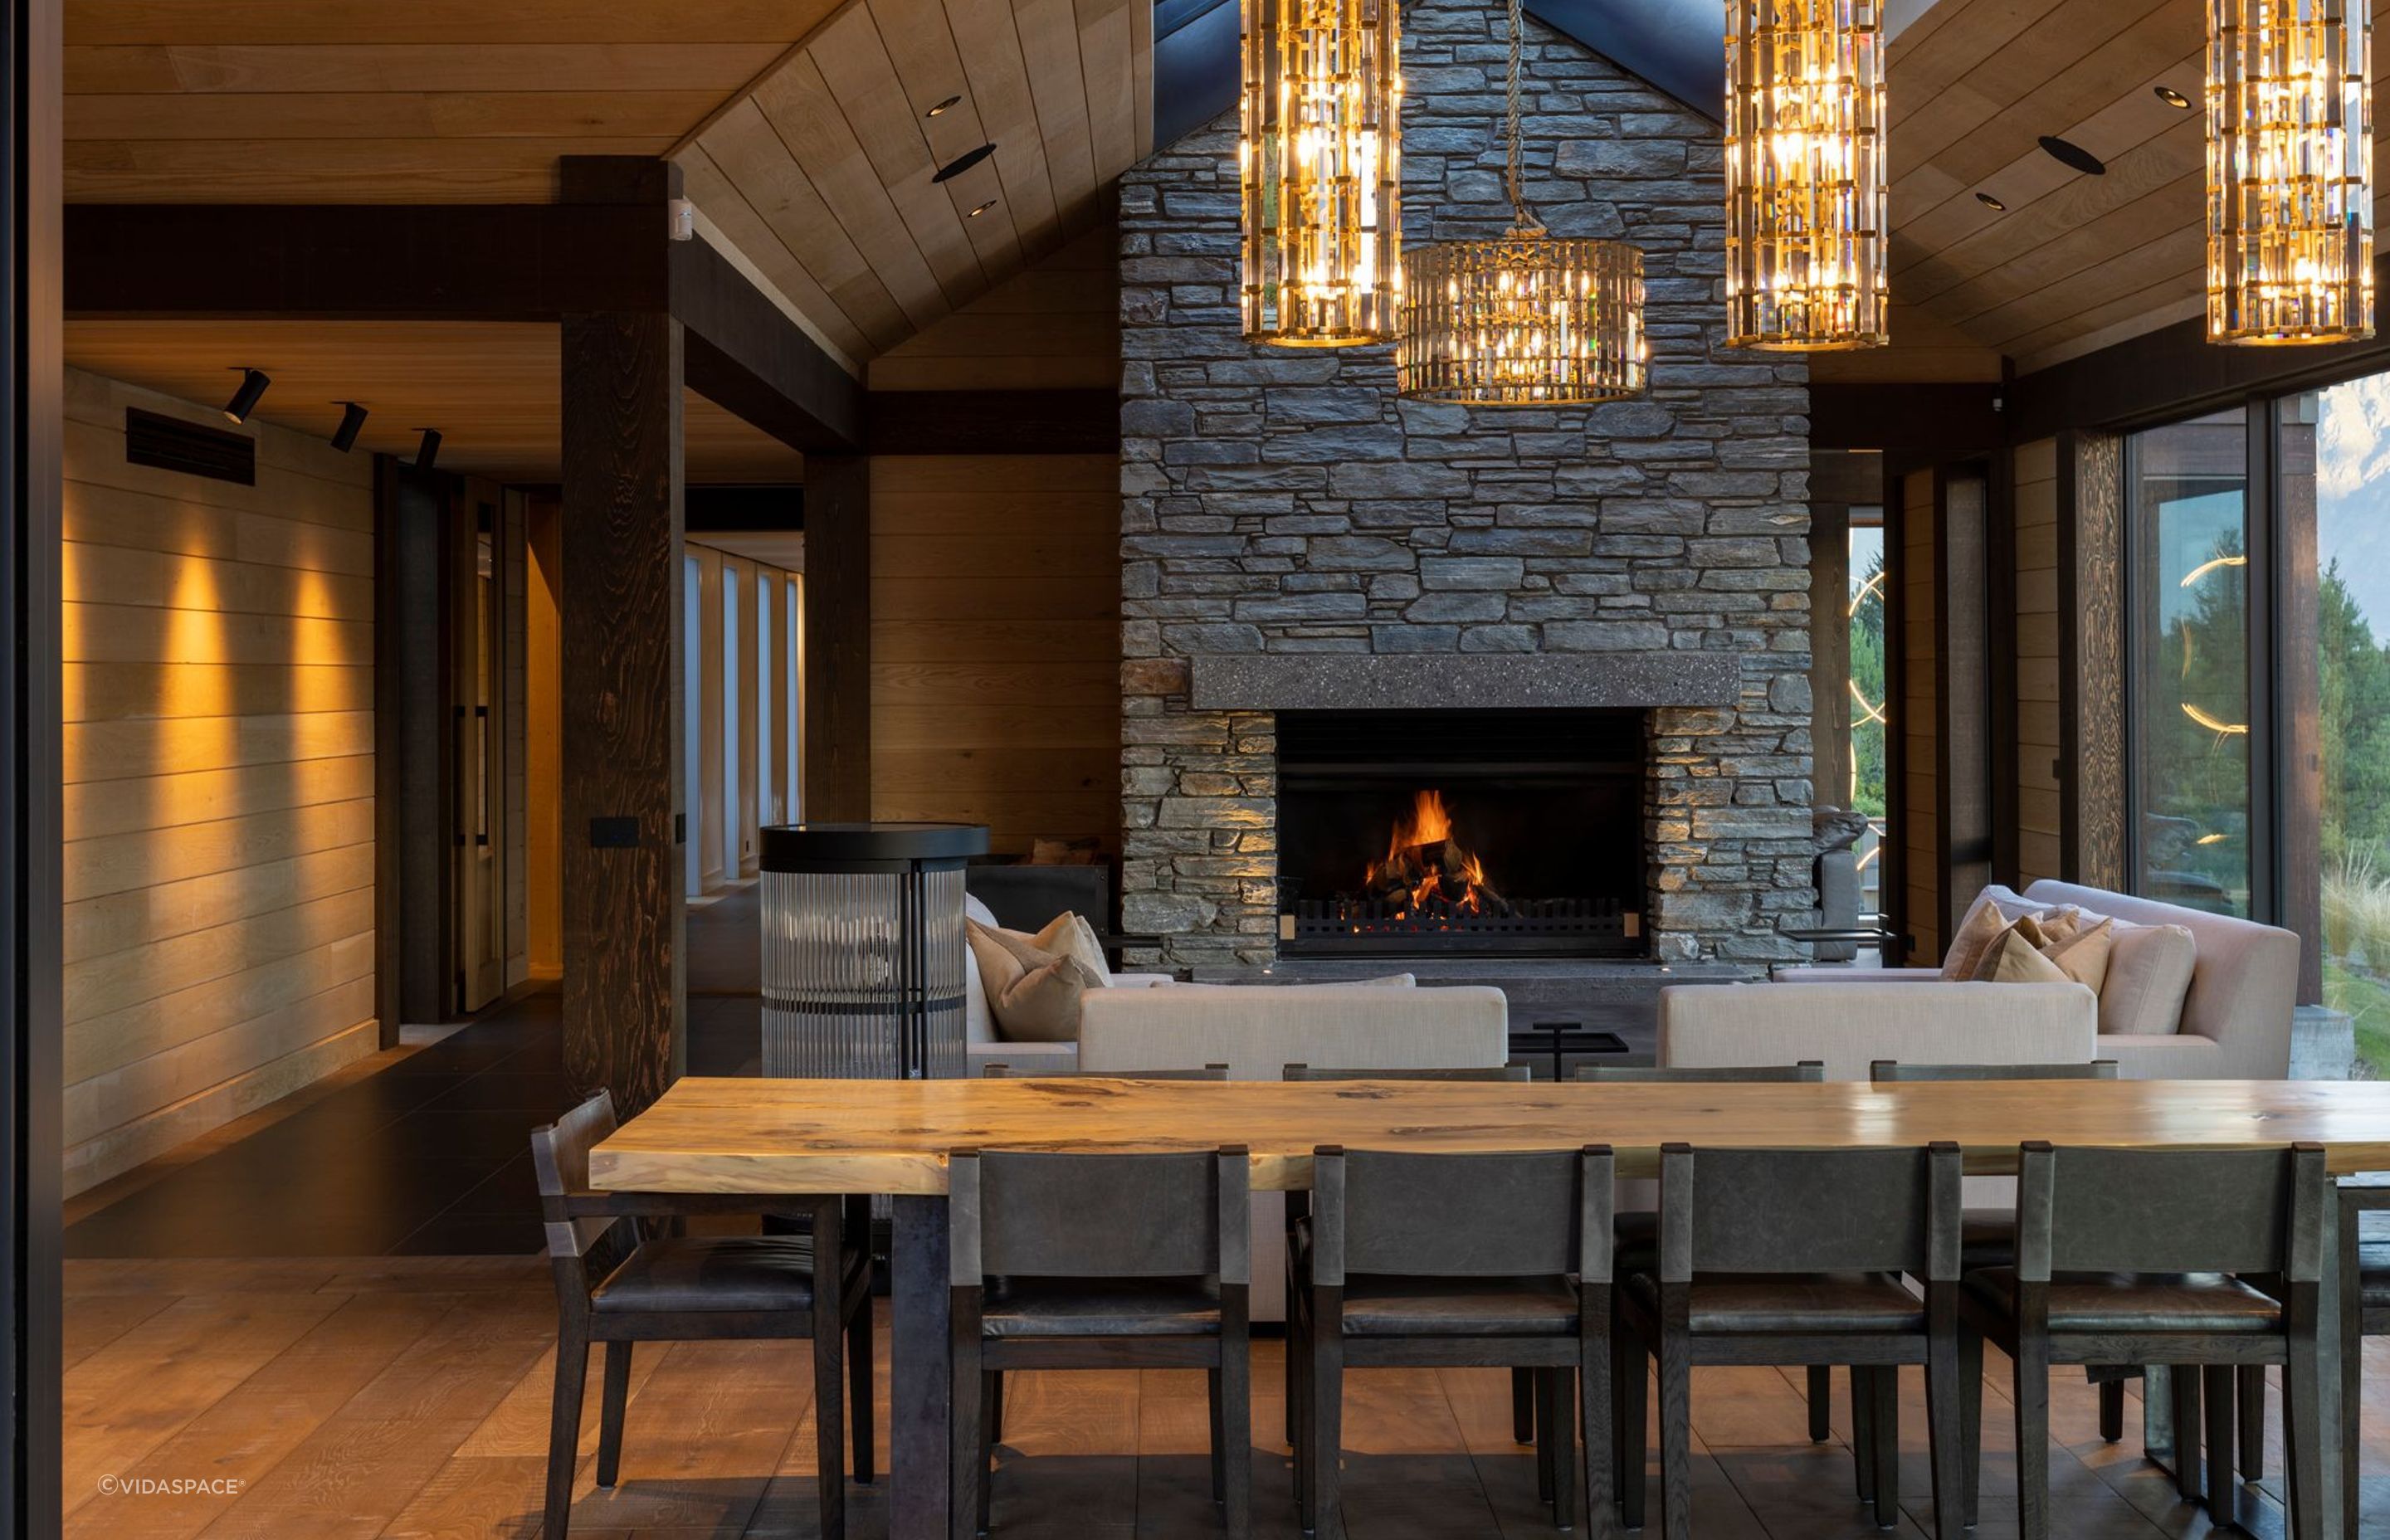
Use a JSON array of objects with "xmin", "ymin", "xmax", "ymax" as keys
[
  {"xmin": 557, "ymin": 164, "xmax": 687, "ymax": 1116},
  {"xmin": 560, "ymin": 306, "xmax": 686, "ymax": 1114},
  {"xmin": 802, "ymin": 452, "xmax": 871, "ymax": 821}
]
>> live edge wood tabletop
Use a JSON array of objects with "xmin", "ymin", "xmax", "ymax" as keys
[{"xmin": 586, "ymin": 1075, "xmax": 2390, "ymax": 1194}]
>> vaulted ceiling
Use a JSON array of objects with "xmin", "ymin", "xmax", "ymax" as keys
[{"xmin": 58, "ymin": 0, "xmax": 2390, "ymax": 397}]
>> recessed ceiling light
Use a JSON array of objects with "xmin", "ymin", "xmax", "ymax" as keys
[
  {"xmin": 968, "ymin": 199, "xmax": 998, "ymax": 218},
  {"xmin": 2037, "ymin": 134, "xmax": 2107, "ymax": 176},
  {"xmin": 926, "ymin": 95, "xmax": 960, "ymax": 118},
  {"xmin": 1975, "ymin": 191, "xmax": 2006, "ymax": 212},
  {"xmin": 2154, "ymin": 85, "xmax": 2193, "ymax": 109},
  {"xmin": 931, "ymin": 142, "xmax": 997, "ymax": 183}
]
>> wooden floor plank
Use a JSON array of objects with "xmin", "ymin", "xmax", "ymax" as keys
[{"xmin": 62, "ymin": 1290, "xmax": 348, "ymax": 1513}]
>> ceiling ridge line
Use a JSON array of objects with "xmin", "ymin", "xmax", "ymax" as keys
[{"xmin": 664, "ymin": 0, "xmax": 876, "ymax": 162}]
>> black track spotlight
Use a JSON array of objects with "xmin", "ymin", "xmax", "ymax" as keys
[
  {"xmin": 329, "ymin": 402, "xmax": 368, "ymax": 453},
  {"xmin": 413, "ymin": 427, "xmax": 442, "ymax": 473},
  {"xmin": 221, "ymin": 368, "xmax": 270, "ymax": 425}
]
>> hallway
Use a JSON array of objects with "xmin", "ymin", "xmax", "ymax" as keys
[{"xmin": 65, "ymin": 889, "xmax": 765, "ymax": 1260}]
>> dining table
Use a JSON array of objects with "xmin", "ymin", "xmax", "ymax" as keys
[{"xmin": 588, "ymin": 1074, "xmax": 2390, "ymax": 1540}]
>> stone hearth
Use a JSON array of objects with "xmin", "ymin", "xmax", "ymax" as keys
[{"xmin": 1117, "ymin": 0, "xmax": 1815, "ymax": 971}]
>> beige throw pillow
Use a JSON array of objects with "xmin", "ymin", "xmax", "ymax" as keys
[
  {"xmin": 2041, "ymin": 913, "xmax": 2115, "ymax": 994},
  {"xmin": 1030, "ymin": 912, "xmax": 1112, "ymax": 988},
  {"xmin": 1943, "ymin": 885, "xmax": 2042, "ymax": 979},
  {"xmin": 2099, "ymin": 921, "xmax": 2198, "ymax": 1035},
  {"xmin": 964, "ymin": 919, "xmax": 1089, "ymax": 1042},
  {"xmin": 1985, "ymin": 928, "xmax": 2074, "ymax": 986}
]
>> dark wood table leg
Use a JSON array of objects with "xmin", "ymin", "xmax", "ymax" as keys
[{"xmin": 892, "ymin": 1194, "xmax": 952, "ymax": 1540}]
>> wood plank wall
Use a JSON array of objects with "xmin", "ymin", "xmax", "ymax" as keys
[
  {"xmin": 859, "ymin": 217, "xmax": 1124, "ymax": 856},
  {"xmin": 2013, "ymin": 438, "xmax": 2064, "ymax": 886},
  {"xmin": 1900, "ymin": 468, "xmax": 1942, "ymax": 962},
  {"xmin": 868, "ymin": 455, "xmax": 1121, "ymax": 854},
  {"xmin": 61, "ymin": 368, "xmax": 377, "ymax": 1195}
]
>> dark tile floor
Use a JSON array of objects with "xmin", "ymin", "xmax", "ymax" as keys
[{"xmin": 66, "ymin": 886, "xmax": 768, "ymax": 1260}]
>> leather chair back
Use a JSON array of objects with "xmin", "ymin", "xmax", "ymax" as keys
[
  {"xmin": 531, "ymin": 1090, "xmax": 620, "ymax": 1260},
  {"xmin": 1870, "ymin": 1060, "xmax": 2118, "ymax": 1082},
  {"xmin": 951, "ymin": 1148, "xmax": 1250, "ymax": 1284},
  {"xmin": 1283, "ymin": 1064, "xmax": 1529, "ymax": 1081},
  {"xmin": 1578, "ymin": 1061, "xmax": 1823, "ymax": 1083},
  {"xmin": 1311, "ymin": 1146, "xmax": 1613, "ymax": 1283},
  {"xmin": 2015, "ymin": 1142, "xmax": 2326, "ymax": 1283},
  {"xmin": 1657, "ymin": 1143, "xmax": 1963, "ymax": 1284}
]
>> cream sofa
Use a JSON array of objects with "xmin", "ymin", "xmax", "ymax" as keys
[{"xmin": 1666, "ymin": 880, "xmax": 2298, "ymax": 1081}]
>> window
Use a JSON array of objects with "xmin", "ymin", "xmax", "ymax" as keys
[
  {"xmin": 2300, "ymin": 373, "xmax": 2390, "ymax": 1061},
  {"xmin": 2129, "ymin": 408, "xmax": 2253, "ymax": 916},
  {"xmin": 1848, "ymin": 514, "xmax": 1887, "ymax": 918}
]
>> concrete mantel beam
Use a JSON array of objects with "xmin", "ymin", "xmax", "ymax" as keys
[{"xmin": 1184, "ymin": 653, "xmax": 1745, "ymax": 713}]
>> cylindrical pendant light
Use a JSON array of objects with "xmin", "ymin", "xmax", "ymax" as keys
[
  {"xmin": 1240, "ymin": 0, "xmax": 1401, "ymax": 346},
  {"xmin": 1724, "ymin": 0, "xmax": 1889, "ymax": 350},
  {"xmin": 2207, "ymin": 0, "xmax": 2373, "ymax": 344},
  {"xmin": 1396, "ymin": 0, "xmax": 1646, "ymax": 403}
]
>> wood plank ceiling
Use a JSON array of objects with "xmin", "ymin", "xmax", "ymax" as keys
[
  {"xmin": 676, "ymin": 0, "xmax": 1154, "ymax": 365},
  {"xmin": 1864, "ymin": 0, "xmax": 2390, "ymax": 380}
]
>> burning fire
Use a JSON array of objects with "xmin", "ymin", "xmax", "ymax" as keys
[{"xmin": 1363, "ymin": 790, "xmax": 1501, "ymax": 917}]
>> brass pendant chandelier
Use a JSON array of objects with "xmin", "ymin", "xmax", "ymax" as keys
[
  {"xmin": 1240, "ymin": 0, "xmax": 1401, "ymax": 345},
  {"xmin": 2207, "ymin": 0, "xmax": 2373, "ymax": 345},
  {"xmin": 1394, "ymin": 0, "xmax": 1646, "ymax": 402},
  {"xmin": 1724, "ymin": 0, "xmax": 1888, "ymax": 350}
]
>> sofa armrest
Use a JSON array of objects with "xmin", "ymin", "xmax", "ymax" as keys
[
  {"xmin": 1768, "ymin": 966, "xmax": 1944, "ymax": 984},
  {"xmin": 1659, "ymin": 981, "xmax": 2097, "ymax": 1082},
  {"xmin": 1108, "ymin": 973, "xmax": 1174, "ymax": 990}
]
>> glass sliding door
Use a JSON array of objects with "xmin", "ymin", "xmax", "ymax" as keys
[{"xmin": 2129, "ymin": 408, "xmax": 2253, "ymax": 915}]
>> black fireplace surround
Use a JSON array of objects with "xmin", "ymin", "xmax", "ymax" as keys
[{"xmin": 1274, "ymin": 709, "xmax": 1647, "ymax": 958}]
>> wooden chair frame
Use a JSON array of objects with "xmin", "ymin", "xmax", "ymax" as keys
[{"xmin": 532, "ymin": 1093, "xmax": 875, "ymax": 1540}]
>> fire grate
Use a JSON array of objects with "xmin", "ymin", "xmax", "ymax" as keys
[{"xmin": 1281, "ymin": 897, "xmax": 1641, "ymax": 958}]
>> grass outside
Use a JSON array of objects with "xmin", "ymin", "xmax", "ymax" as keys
[{"xmin": 2324, "ymin": 956, "xmax": 2390, "ymax": 1079}]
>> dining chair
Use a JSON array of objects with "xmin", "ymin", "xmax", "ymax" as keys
[
  {"xmin": 1275, "ymin": 1063, "xmax": 1534, "ymax": 1450},
  {"xmin": 530, "ymin": 1091, "xmax": 875, "ymax": 1540},
  {"xmin": 1868, "ymin": 1060, "xmax": 2159, "ymax": 1446},
  {"xmin": 980, "ymin": 1063, "xmax": 1230, "ymax": 1079},
  {"xmin": 1617, "ymin": 1140, "xmax": 1968, "ymax": 1540},
  {"xmin": 1573, "ymin": 1061, "xmax": 1866, "ymax": 1480},
  {"xmin": 1960, "ymin": 1141, "xmax": 2330, "ymax": 1540},
  {"xmin": 1296, "ymin": 1144, "xmax": 1618, "ymax": 1538},
  {"xmin": 949, "ymin": 1146, "xmax": 1253, "ymax": 1540},
  {"xmin": 2338, "ymin": 1177, "xmax": 2390, "ymax": 1539}
]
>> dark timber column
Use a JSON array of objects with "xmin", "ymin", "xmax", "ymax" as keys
[
  {"xmin": 802, "ymin": 453, "xmax": 871, "ymax": 820},
  {"xmin": 558, "ymin": 161, "xmax": 686, "ymax": 1116}
]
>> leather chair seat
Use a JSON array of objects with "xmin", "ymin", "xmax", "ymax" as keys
[
  {"xmin": 593, "ymin": 1236, "xmax": 831, "ymax": 1314},
  {"xmin": 983, "ymin": 1275, "xmax": 1222, "ymax": 1338},
  {"xmin": 1336, "ymin": 1273, "xmax": 1579, "ymax": 1336},
  {"xmin": 1964, "ymin": 1268, "xmax": 2283, "ymax": 1334},
  {"xmin": 1625, "ymin": 1270, "xmax": 1926, "ymax": 1334}
]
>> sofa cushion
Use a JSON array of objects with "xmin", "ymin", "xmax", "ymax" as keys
[
  {"xmin": 2099, "ymin": 922, "xmax": 2198, "ymax": 1036},
  {"xmin": 965, "ymin": 894, "xmax": 999, "ymax": 1045}
]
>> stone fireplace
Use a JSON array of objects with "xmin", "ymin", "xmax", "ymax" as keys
[{"xmin": 1117, "ymin": 0, "xmax": 1815, "ymax": 972}]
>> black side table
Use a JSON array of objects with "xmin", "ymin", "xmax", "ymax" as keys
[{"xmin": 1509, "ymin": 1020, "xmax": 1629, "ymax": 1083}]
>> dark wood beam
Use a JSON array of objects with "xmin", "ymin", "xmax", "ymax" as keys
[
  {"xmin": 686, "ymin": 484, "xmax": 801, "ymax": 534},
  {"xmin": 2009, "ymin": 276, "xmax": 2390, "ymax": 440},
  {"xmin": 802, "ymin": 454, "xmax": 871, "ymax": 821},
  {"xmin": 1811, "ymin": 382, "xmax": 2006, "ymax": 452},
  {"xmin": 64, "ymin": 190, "xmax": 866, "ymax": 455},
  {"xmin": 64, "ymin": 203, "xmax": 661, "ymax": 321},
  {"xmin": 559, "ymin": 308, "xmax": 686, "ymax": 1118},
  {"xmin": 864, "ymin": 388, "xmax": 1119, "ymax": 455},
  {"xmin": 674, "ymin": 237, "xmax": 860, "ymax": 453}
]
